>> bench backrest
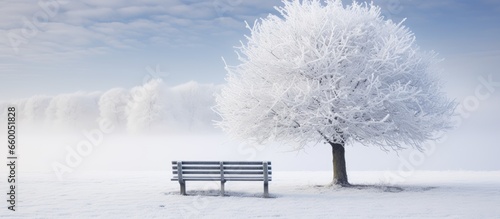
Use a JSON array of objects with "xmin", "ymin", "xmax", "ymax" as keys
[{"xmin": 172, "ymin": 161, "xmax": 272, "ymax": 182}]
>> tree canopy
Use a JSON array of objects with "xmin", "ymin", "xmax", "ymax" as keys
[{"xmin": 215, "ymin": 0, "xmax": 455, "ymax": 152}]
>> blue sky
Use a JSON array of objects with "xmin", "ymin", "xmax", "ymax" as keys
[
  {"xmin": 1, "ymin": 0, "xmax": 500, "ymax": 171},
  {"xmin": 0, "ymin": 0, "xmax": 279, "ymax": 99},
  {"xmin": 0, "ymin": 0, "xmax": 499, "ymax": 100}
]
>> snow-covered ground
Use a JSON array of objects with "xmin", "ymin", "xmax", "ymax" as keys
[
  {"xmin": 1, "ymin": 134, "xmax": 498, "ymax": 218},
  {"xmin": 2, "ymin": 171, "xmax": 499, "ymax": 218}
]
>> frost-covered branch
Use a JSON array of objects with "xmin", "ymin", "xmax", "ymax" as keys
[{"xmin": 215, "ymin": 0, "xmax": 455, "ymax": 151}]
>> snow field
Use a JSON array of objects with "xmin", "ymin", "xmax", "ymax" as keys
[{"xmin": 1, "ymin": 171, "xmax": 499, "ymax": 218}]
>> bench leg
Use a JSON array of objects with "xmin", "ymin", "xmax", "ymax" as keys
[
  {"xmin": 180, "ymin": 182, "xmax": 186, "ymax": 195},
  {"xmin": 220, "ymin": 181, "xmax": 225, "ymax": 196},
  {"xmin": 263, "ymin": 182, "xmax": 269, "ymax": 198}
]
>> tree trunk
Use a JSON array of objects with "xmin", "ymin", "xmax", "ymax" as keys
[{"xmin": 330, "ymin": 142, "xmax": 349, "ymax": 186}]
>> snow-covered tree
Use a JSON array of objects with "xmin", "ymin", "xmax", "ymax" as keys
[
  {"xmin": 126, "ymin": 79, "xmax": 171, "ymax": 133},
  {"xmin": 23, "ymin": 95, "xmax": 51, "ymax": 124},
  {"xmin": 45, "ymin": 92, "xmax": 100, "ymax": 130},
  {"xmin": 98, "ymin": 88, "xmax": 129, "ymax": 130},
  {"xmin": 215, "ymin": 0, "xmax": 455, "ymax": 186},
  {"xmin": 172, "ymin": 81, "xmax": 221, "ymax": 131}
]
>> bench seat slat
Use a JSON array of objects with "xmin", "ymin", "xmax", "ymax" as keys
[
  {"xmin": 224, "ymin": 166, "xmax": 271, "ymax": 170},
  {"xmin": 173, "ymin": 166, "xmax": 220, "ymax": 170},
  {"xmin": 172, "ymin": 166, "xmax": 271, "ymax": 170},
  {"xmin": 172, "ymin": 161, "xmax": 271, "ymax": 165},
  {"xmin": 172, "ymin": 171, "xmax": 272, "ymax": 175},
  {"xmin": 172, "ymin": 171, "xmax": 219, "ymax": 175},
  {"xmin": 224, "ymin": 171, "xmax": 272, "ymax": 175},
  {"xmin": 172, "ymin": 161, "xmax": 219, "ymax": 165},
  {"xmin": 222, "ymin": 161, "xmax": 271, "ymax": 165},
  {"xmin": 171, "ymin": 177, "xmax": 272, "ymax": 181}
]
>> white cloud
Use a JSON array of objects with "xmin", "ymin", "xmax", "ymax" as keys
[
  {"xmin": 1, "ymin": 0, "xmax": 498, "ymax": 106},
  {"xmin": 0, "ymin": 0, "xmax": 280, "ymax": 64}
]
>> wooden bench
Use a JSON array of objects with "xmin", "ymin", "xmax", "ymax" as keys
[{"xmin": 171, "ymin": 161, "xmax": 272, "ymax": 197}]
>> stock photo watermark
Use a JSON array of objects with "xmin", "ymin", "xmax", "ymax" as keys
[
  {"xmin": 51, "ymin": 118, "xmax": 115, "ymax": 180},
  {"xmin": 213, "ymin": 0, "xmax": 242, "ymax": 17},
  {"xmin": 143, "ymin": 64, "xmax": 169, "ymax": 84},
  {"xmin": 51, "ymin": 64, "xmax": 168, "ymax": 180},
  {"xmin": 383, "ymin": 74, "xmax": 500, "ymax": 184},
  {"xmin": 6, "ymin": 106, "xmax": 18, "ymax": 211},
  {"xmin": 7, "ymin": 0, "xmax": 67, "ymax": 54}
]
